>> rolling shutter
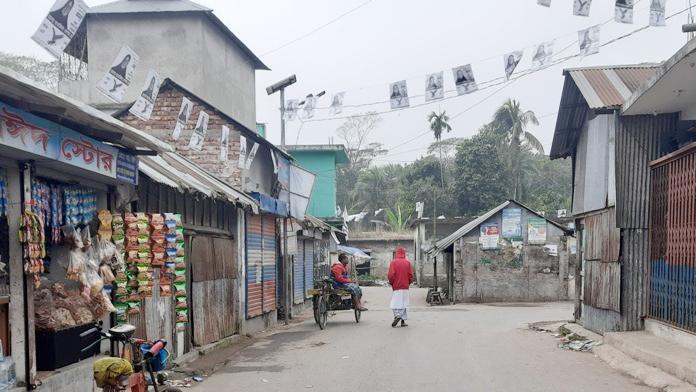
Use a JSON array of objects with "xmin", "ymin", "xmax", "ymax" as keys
[
  {"xmin": 304, "ymin": 240, "xmax": 314, "ymax": 298},
  {"xmin": 262, "ymin": 216, "xmax": 277, "ymax": 312},
  {"xmin": 246, "ymin": 215, "xmax": 263, "ymax": 318}
]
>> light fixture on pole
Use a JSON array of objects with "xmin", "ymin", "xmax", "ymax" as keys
[{"xmin": 266, "ymin": 74, "xmax": 297, "ymax": 148}]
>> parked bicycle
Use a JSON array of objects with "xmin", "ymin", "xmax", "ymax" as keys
[{"xmin": 81, "ymin": 322, "xmax": 182, "ymax": 392}]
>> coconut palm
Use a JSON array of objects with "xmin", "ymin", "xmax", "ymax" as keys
[{"xmin": 491, "ymin": 99, "xmax": 543, "ymax": 199}]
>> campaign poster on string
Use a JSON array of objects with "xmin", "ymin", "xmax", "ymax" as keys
[
  {"xmin": 578, "ymin": 25, "xmax": 600, "ymax": 56},
  {"xmin": 238, "ymin": 135, "xmax": 247, "ymax": 169},
  {"xmin": 32, "ymin": 0, "xmax": 89, "ymax": 59},
  {"xmin": 615, "ymin": 0, "xmax": 634, "ymax": 24},
  {"xmin": 172, "ymin": 97, "xmax": 193, "ymax": 140},
  {"xmin": 245, "ymin": 143, "xmax": 259, "ymax": 170},
  {"xmin": 528, "ymin": 217, "xmax": 547, "ymax": 244},
  {"xmin": 302, "ymin": 95, "xmax": 317, "ymax": 119},
  {"xmin": 96, "ymin": 46, "xmax": 140, "ymax": 103},
  {"xmin": 503, "ymin": 51, "xmax": 523, "ymax": 80},
  {"xmin": 188, "ymin": 111, "xmax": 209, "ymax": 151},
  {"xmin": 389, "ymin": 80, "xmax": 410, "ymax": 109},
  {"xmin": 502, "ymin": 208, "xmax": 523, "ymax": 240},
  {"xmin": 425, "ymin": 72, "xmax": 444, "ymax": 102},
  {"xmin": 219, "ymin": 125, "xmax": 230, "ymax": 162},
  {"xmin": 329, "ymin": 92, "xmax": 346, "ymax": 115},
  {"xmin": 531, "ymin": 41, "xmax": 554, "ymax": 69},
  {"xmin": 650, "ymin": 0, "xmax": 666, "ymax": 26},
  {"xmin": 538, "ymin": 0, "xmax": 551, "ymax": 7},
  {"xmin": 480, "ymin": 223, "xmax": 500, "ymax": 250},
  {"xmin": 129, "ymin": 69, "xmax": 162, "ymax": 121},
  {"xmin": 573, "ymin": 0, "xmax": 592, "ymax": 17},
  {"xmin": 284, "ymin": 99, "xmax": 299, "ymax": 121},
  {"xmin": 452, "ymin": 65, "xmax": 478, "ymax": 95}
]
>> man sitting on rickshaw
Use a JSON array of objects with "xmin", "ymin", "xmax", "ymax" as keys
[{"xmin": 331, "ymin": 254, "xmax": 368, "ymax": 311}]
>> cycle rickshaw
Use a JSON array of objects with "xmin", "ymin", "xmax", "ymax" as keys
[{"xmin": 307, "ymin": 277, "xmax": 361, "ymax": 330}]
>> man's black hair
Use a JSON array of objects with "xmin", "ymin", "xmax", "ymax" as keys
[{"xmin": 338, "ymin": 253, "xmax": 348, "ymax": 262}]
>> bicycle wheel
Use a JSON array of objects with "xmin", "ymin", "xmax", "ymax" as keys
[
  {"xmin": 313, "ymin": 295, "xmax": 320, "ymax": 324},
  {"xmin": 318, "ymin": 296, "xmax": 328, "ymax": 330}
]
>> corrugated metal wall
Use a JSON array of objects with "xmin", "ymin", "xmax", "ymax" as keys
[
  {"xmin": 573, "ymin": 114, "xmax": 613, "ymax": 215},
  {"xmin": 648, "ymin": 144, "xmax": 696, "ymax": 333},
  {"xmin": 262, "ymin": 216, "xmax": 277, "ymax": 313},
  {"xmin": 584, "ymin": 208, "xmax": 620, "ymax": 262},
  {"xmin": 583, "ymin": 260, "xmax": 620, "ymax": 312},
  {"xmin": 246, "ymin": 215, "xmax": 264, "ymax": 318},
  {"xmin": 293, "ymin": 240, "xmax": 305, "ymax": 305},
  {"xmin": 616, "ymin": 114, "xmax": 677, "ymax": 229},
  {"xmin": 621, "ymin": 229, "xmax": 648, "ymax": 331},
  {"xmin": 304, "ymin": 240, "xmax": 314, "ymax": 299}
]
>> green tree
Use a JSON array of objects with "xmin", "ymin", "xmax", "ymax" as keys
[
  {"xmin": 427, "ymin": 110, "xmax": 453, "ymax": 187},
  {"xmin": 0, "ymin": 52, "xmax": 59, "ymax": 91},
  {"xmin": 385, "ymin": 203, "xmax": 413, "ymax": 232},
  {"xmin": 491, "ymin": 99, "xmax": 543, "ymax": 199}
]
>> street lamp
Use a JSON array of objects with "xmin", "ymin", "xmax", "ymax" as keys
[{"xmin": 266, "ymin": 74, "xmax": 297, "ymax": 148}]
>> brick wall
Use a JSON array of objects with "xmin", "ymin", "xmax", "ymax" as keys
[{"xmin": 118, "ymin": 85, "xmax": 244, "ymax": 188}]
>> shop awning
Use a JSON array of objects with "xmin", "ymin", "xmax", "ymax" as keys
[
  {"xmin": 140, "ymin": 152, "xmax": 258, "ymax": 212},
  {"xmin": 0, "ymin": 65, "xmax": 172, "ymax": 154},
  {"xmin": 337, "ymin": 245, "xmax": 371, "ymax": 260}
]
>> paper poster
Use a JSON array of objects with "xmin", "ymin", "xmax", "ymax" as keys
[
  {"xmin": 329, "ymin": 92, "xmax": 345, "ymax": 115},
  {"xmin": 390, "ymin": 80, "xmax": 410, "ymax": 109},
  {"xmin": 578, "ymin": 25, "xmax": 600, "ymax": 56},
  {"xmin": 532, "ymin": 41, "xmax": 554, "ymax": 69},
  {"xmin": 31, "ymin": 0, "xmax": 89, "ymax": 59},
  {"xmin": 284, "ymin": 99, "xmax": 299, "ymax": 121},
  {"xmin": 129, "ymin": 69, "xmax": 162, "ymax": 121},
  {"xmin": 302, "ymin": 95, "xmax": 317, "ymax": 119},
  {"xmin": 650, "ymin": 0, "xmax": 666, "ymax": 26},
  {"xmin": 96, "ymin": 46, "xmax": 140, "ymax": 103},
  {"xmin": 188, "ymin": 111, "xmax": 209, "ymax": 151},
  {"xmin": 615, "ymin": 0, "xmax": 634, "ymax": 24},
  {"xmin": 502, "ymin": 208, "xmax": 522, "ymax": 239},
  {"xmin": 452, "ymin": 65, "xmax": 478, "ymax": 95},
  {"xmin": 238, "ymin": 135, "xmax": 247, "ymax": 169},
  {"xmin": 271, "ymin": 150, "xmax": 278, "ymax": 173},
  {"xmin": 219, "ymin": 125, "xmax": 229, "ymax": 162},
  {"xmin": 504, "ymin": 51, "xmax": 523, "ymax": 80},
  {"xmin": 538, "ymin": 0, "xmax": 552, "ymax": 7},
  {"xmin": 245, "ymin": 143, "xmax": 259, "ymax": 170},
  {"xmin": 568, "ymin": 237, "xmax": 577, "ymax": 255},
  {"xmin": 528, "ymin": 217, "xmax": 547, "ymax": 244},
  {"xmin": 544, "ymin": 245, "xmax": 559, "ymax": 256},
  {"xmin": 480, "ymin": 223, "xmax": 500, "ymax": 250},
  {"xmin": 172, "ymin": 97, "xmax": 192, "ymax": 140},
  {"xmin": 573, "ymin": 0, "xmax": 592, "ymax": 16},
  {"xmin": 425, "ymin": 72, "xmax": 444, "ymax": 101}
]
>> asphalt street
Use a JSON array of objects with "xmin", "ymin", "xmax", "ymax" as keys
[{"xmin": 190, "ymin": 287, "xmax": 653, "ymax": 392}]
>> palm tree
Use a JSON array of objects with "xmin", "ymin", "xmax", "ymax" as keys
[
  {"xmin": 492, "ymin": 99, "xmax": 543, "ymax": 199},
  {"xmin": 427, "ymin": 111, "xmax": 452, "ymax": 188}
]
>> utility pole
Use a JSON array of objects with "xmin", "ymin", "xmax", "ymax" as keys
[{"xmin": 266, "ymin": 74, "xmax": 297, "ymax": 148}]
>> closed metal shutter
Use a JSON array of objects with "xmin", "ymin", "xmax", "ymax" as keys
[
  {"xmin": 262, "ymin": 216, "xmax": 277, "ymax": 312},
  {"xmin": 304, "ymin": 240, "xmax": 314, "ymax": 298},
  {"xmin": 293, "ymin": 240, "xmax": 305, "ymax": 305},
  {"xmin": 246, "ymin": 215, "xmax": 263, "ymax": 318}
]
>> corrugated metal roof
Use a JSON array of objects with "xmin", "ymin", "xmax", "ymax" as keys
[
  {"xmin": 87, "ymin": 0, "xmax": 269, "ymax": 70},
  {"xmin": 0, "ymin": 65, "xmax": 172, "ymax": 154},
  {"xmin": 429, "ymin": 200, "xmax": 570, "ymax": 256},
  {"xmin": 566, "ymin": 65, "xmax": 660, "ymax": 109},
  {"xmin": 140, "ymin": 152, "xmax": 258, "ymax": 211}
]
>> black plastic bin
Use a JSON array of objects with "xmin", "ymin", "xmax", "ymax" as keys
[{"xmin": 36, "ymin": 323, "xmax": 101, "ymax": 371}]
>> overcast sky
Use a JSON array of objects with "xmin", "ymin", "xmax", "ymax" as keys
[{"xmin": 1, "ymin": 0, "xmax": 693, "ymax": 164}]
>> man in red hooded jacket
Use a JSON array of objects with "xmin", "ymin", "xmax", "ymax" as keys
[{"xmin": 388, "ymin": 247, "xmax": 414, "ymax": 327}]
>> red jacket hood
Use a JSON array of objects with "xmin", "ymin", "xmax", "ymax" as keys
[{"xmin": 394, "ymin": 247, "xmax": 406, "ymax": 259}]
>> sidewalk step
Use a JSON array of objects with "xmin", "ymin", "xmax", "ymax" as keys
[
  {"xmin": 604, "ymin": 331, "xmax": 696, "ymax": 386},
  {"xmin": 594, "ymin": 344, "xmax": 696, "ymax": 392}
]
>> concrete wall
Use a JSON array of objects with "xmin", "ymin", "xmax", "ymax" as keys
[
  {"xmin": 290, "ymin": 151, "xmax": 337, "ymax": 218},
  {"xmin": 62, "ymin": 13, "xmax": 257, "ymax": 130},
  {"xmin": 346, "ymin": 237, "xmax": 414, "ymax": 278},
  {"xmin": 453, "ymin": 205, "xmax": 570, "ymax": 302}
]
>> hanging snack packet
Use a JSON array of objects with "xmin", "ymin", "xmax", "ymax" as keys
[
  {"xmin": 176, "ymin": 309, "xmax": 188, "ymax": 323},
  {"xmin": 98, "ymin": 209, "xmax": 113, "ymax": 240},
  {"xmin": 159, "ymin": 285, "xmax": 171, "ymax": 297},
  {"xmin": 174, "ymin": 282, "xmax": 186, "ymax": 296},
  {"xmin": 175, "ymin": 296, "xmax": 187, "ymax": 310}
]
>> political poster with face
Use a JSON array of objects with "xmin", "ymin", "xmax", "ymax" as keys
[
  {"xmin": 425, "ymin": 72, "xmax": 444, "ymax": 102},
  {"xmin": 32, "ymin": 0, "xmax": 89, "ymax": 59},
  {"xmin": 219, "ymin": 125, "xmax": 230, "ymax": 162},
  {"xmin": 503, "ymin": 51, "xmax": 523, "ymax": 80},
  {"xmin": 578, "ymin": 25, "xmax": 600, "ymax": 56},
  {"xmin": 615, "ymin": 0, "xmax": 634, "ymax": 24},
  {"xmin": 329, "ymin": 92, "xmax": 346, "ymax": 115},
  {"xmin": 452, "ymin": 65, "xmax": 478, "ymax": 95},
  {"xmin": 96, "ymin": 46, "xmax": 140, "ymax": 103},
  {"xmin": 245, "ymin": 143, "xmax": 259, "ymax": 170},
  {"xmin": 172, "ymin": 97, "xmax": 193, "ymax": 140},
  {"xmin": 128, "ymin": 69, "xmax": 162, "ymax": 121},
  {"xmin": 284, "ymin": 99, "xmax": 299, "ymax": 121},
  {"xmin": 238, "ymin": 135, "xmax": 247, "ymax": 169},
  {"xmin": 538, "ymin": 0, "xmax": 551, "ymax": 7},
  {"xmin": 573, "ymin": 0, "xmax": 592, "ymax": 16},
  {"xmin": 389, "ymin": 80, "xmax": 410, "ymax": 109},
  {"xmin": 532, "ymin": 41, "xmax": 554, "ymax": 69},
  {"xmin": 650, "ymin": 0, "xmax": 666, "ymax": 26},
  {"xmin": 302, "ymin": 95, "xmax": 317, "ymax": 119},
  {"xmin": 188, "ymin": 111, "xmax": 209, "ymax": 151}
]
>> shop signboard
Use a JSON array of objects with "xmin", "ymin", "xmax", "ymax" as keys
[
  {"xmin": 502, "ymin": 208, "xmax": 522, "ymax": 239},
  {"xmin": 479, "ymin": 223, "xmax": 500, "ymax": 250},
  {"xmin": 0, "ymin": 102, "xmax": 138, "ymax": 183}
]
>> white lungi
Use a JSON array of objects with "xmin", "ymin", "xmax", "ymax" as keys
[{"xmin": 390, "ymin": 289, "xmax": 410, "ymax": 320}]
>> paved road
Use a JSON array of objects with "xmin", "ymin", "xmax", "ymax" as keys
[{"xmin": 190, "ymin": 287, "xmax": 652, "ymax": 392}]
